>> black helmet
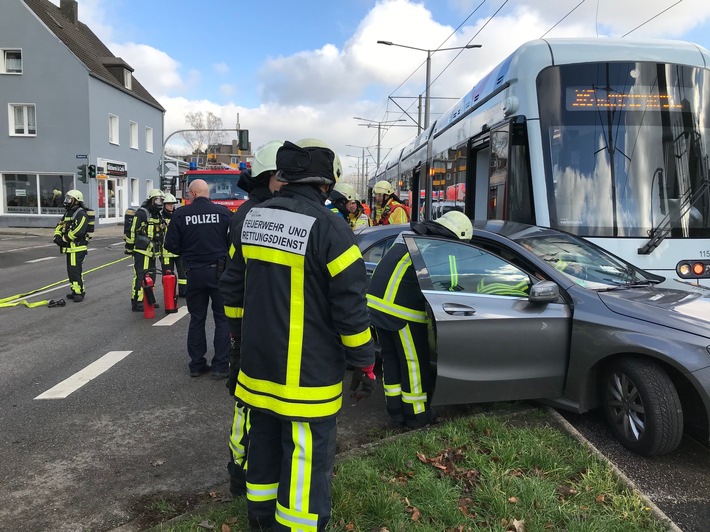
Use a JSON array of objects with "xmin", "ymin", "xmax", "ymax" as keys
[{"xmin": 276, "ymin": 139, "xmax": 340, "ymax": 185}]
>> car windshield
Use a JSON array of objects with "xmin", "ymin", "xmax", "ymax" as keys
[{"xmin": 516, "ymin": 232, "xmax": 652, "ymax": 289}]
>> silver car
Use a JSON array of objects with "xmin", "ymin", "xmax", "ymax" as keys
[{"xmin": 355, "ymin": 220, "xmax": 710, "ymax": 456}]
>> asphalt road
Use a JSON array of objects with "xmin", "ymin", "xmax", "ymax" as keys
[{"xmin": 2, "ymin": 226, "xmax": 709, "ymax": 531}]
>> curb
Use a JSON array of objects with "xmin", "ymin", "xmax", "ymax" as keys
[{"xmin": 546, "ymin": 407, "xmax": 682, "ymax": 532}]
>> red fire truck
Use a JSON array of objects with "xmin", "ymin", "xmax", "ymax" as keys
[{"xmin": 180, "ymin": 163, "xmax": 249, "ymax": 212}]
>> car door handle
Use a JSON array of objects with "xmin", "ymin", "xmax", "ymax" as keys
[{"xmin": 442, "ymin": 303, "xmax": 476, "ymax": 316}]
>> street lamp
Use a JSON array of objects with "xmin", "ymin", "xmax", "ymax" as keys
[
  {"xmin": 377, "ymin": 40, "xmax": 481, "ymax": 130},
  {"xmin": 346, "ymin": 144, "xmax": 376, "ymax": 198},
  {"xmin": 352, "ymin": 117, "xmax": 406, "ymax": 173}
]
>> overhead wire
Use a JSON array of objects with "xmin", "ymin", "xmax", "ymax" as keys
[{"xmin": 621, "ymin": 0, "xmax": 683, "ymax": 37}]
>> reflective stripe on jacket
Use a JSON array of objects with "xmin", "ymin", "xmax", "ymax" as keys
[
  {"xmin": 229, "ymin": 184, "xmax": 375, "ymax": 421},
  {"xmin": 53, "ymin": 206, "xmax": 88, "ymax": 254}
]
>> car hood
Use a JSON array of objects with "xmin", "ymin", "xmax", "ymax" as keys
[{"xmin": 599, "ymin": 286, "xmax": 710, "ymax": 339}]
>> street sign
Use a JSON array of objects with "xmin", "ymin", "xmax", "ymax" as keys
[{"xmin": 76, "ymin": 154, "xmax": 88, "ymax": 159}]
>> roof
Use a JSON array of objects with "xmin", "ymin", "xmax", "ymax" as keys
[{"xmin": 23, "ymin": 0, "xmax": 165, "ymax": 112}]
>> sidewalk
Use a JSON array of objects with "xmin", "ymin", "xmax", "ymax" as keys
[{"xmin": 0, "ymin": 222, "xmax": 125, "ymax": 239}]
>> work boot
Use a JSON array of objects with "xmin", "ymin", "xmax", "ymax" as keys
[
  {"xmin": 131, "ymin": 300, "xmax": 144, "ymax": 312},
  {"xmin": 73, "ymin": 293, "xmax": 84, "ymax": 303},
  {"xmin": 66, "ymin": 293, "xmax": 75, "ymax": 300}
]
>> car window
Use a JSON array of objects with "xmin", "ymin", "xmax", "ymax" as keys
[
  {"xmin": 413, "ymin": 237, "xmax": 532, "ymax": 296},
  {"xmin": 362, "ymin": 237, "xmax": 396, "ymax": 264}
]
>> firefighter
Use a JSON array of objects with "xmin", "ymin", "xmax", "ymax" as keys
[
  {"xmin": 222, "ymin": 138, "xmax": 376, "ymax": 531},
  {"xmin": 53, "ymin": 189, "xmax": 90, "ymax": 302},
  {"xmin": 367, "ymin": 210, "xmax": 473, "ymax": 429},
  {"xmin": 164, "ymin": 179, "xmax": 232, "ymax": 379},
  {"xmin": 125, "ymin": 189, "xmax": 164, "ymax": 312},
  {"xmin": 219, "ymin": 140, "xmax": 284, "ymax": 497},
  {"xmin": 160, "ymin": 193, "xmax": 187, "ymax": 296},
  {"xmin": 329, "ymin": 182, "xmax": 370, "ymax": 229},
  {"xmin": 371, "ymin": 179, "xmax": 409, "ymax": 225}
]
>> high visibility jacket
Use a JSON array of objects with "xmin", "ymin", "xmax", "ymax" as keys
[
  {"xmin": 226, "ymin": 184, "xmax": 375, "ymax": 421},
  {"xmin": 160, "ymin": 209, "xmax": 178, "ymax": 259},
  {"xmin": 346, "ymin": 205, "xmax": 371, "ymax": 230},
  {"xmin": 221, "ymin": 185, "xmax": 273, "ymax": 336},
  {"xmin": 53, "ymin": 206, "xmax": 89, "ymax": 254},
  {"xmin": 127, "ymin": 206, "xmax": 163, "ymax": 258},
  {"xmin": 366, "ymin": 242, "xmax": 428, "ymax": 331},
  {"xmin": 375, "ymin": 197, "xmax": 409, "ymax": 225}
]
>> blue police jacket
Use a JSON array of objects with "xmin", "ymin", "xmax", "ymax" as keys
[{"xmin": 164, "ymin": 196, "xmax": 232, "ymax": 268}]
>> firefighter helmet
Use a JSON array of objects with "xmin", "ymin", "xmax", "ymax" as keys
[
  {"xmin": 276, "ymin": 138, "xmax": 341, "ymax": 185},
  {"xmin": 147, "ymin": 189, "xmax": 164, "ymax": 200},
  {"xmin": 330, "ymin": 182, "xmax": 357, "ymax": 203},
  {"xmin": 434, "ymin": 210, "xmax": 473, "ymax": 241},
  {"xmin": 252, "ymin": 140, "xmax": 283, "ymax": 181},
  {"xmin": 65, "ymin": 189, "xmax": 84, "ymax": 203},
  {"xmin": 163, "ymin": 193, "xmax": 178, "ymax": 204},
  {"xmin": 373, "ymin": 180, "xmax": 394, "ymax": 196}
]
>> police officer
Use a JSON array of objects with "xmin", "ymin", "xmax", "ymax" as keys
[
  {"xmin": 126, "ymin": 189, "xmax": 164, "ymax": 312},
  {"xmin": 219, "ymin": 140, "xmax": 284, "ymax": 497},
  {"xmin": 222, "ymin": 138, "xmax": 376, "ymax": 531},
  {"xmin": 160, "ymin": 192, "xmax": 187, "ymax": 296},
  {"xmin": 53, "ymin": 189, "xmax": 90, "ymax": 302},
  {"xmin": 367, "ymin": 210, "xmax": 473, "ymax": 429},
  {"xmin": 372, "ymin": 180, "xmax": 409, "ymax": 225},
  {"xmin": 165, "ymin": 179, "xmax": 232, "ymax": 378}
]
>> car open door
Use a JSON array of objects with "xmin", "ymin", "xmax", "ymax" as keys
[{"xmin": 404, "ymin": 235, "xmax": 572, "ymax": 406}]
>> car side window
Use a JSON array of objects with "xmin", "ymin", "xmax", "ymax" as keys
[
  {"xmin": 413, "ymin": 237, "xmax": 532, "ymax": 296},
  {"xmin": 362, "ymin": 237, "xmax": 396, "ymax": 264}
]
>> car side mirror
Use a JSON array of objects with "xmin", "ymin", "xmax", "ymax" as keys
[{"xmin": 529, "ymin": 280, "xmax": 559, "ymax": 303}]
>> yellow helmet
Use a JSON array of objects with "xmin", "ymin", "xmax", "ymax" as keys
[
  {"xmin": 331, "ymin": 182, "xmax": 357, "ymax": 202},
  {"xmin": 295, "ymin": 138, "xmax": 342, "ymax": 183},
  {"xmin": 163, "ymin": 192, "xmax": 178, "ymax": 204},
  {"xmin": 373, "ymin": 180, "xmax": 394, "ymax": 196},
  {"xmin": 65, "ymin": 189, "xmax": 84, "ymax": 203},
  {"xmin": 434, "ymin": 210, "xmax": 473, "ymax": 241}
]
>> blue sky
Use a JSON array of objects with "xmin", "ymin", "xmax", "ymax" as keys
[{"xmin": 50, "ymin": 0, "xmax": 710, "ymax": 179}]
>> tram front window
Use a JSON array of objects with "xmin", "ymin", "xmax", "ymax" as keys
[{"xmin": 539, "ymin": 62, "xmax": 710, "ymax": 239}]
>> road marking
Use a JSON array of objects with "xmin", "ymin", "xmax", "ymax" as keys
[
  {"xmin": 34, "ymin": 351, "xmax": 133, "ymax": 400},
  {"xmin": 153, "ymin": 305, "xmax": 189, "ymax": 326},
  {"xmin": 0, "ymin": 243, "xmax": 56, "ymax": 254},
  {"xmin": 26, "ymin": 256, "xmax": 58, "ymax": 264}
]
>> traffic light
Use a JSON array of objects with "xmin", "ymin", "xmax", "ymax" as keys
[
  {"xmin": 77, "ymin": 164, "xmax": 87, "ymax": 183},
  {"xmin": 161, "ymin": 175, "xmax": 176, "ymax": 195},
  {"xmin": 88, "ymin": 164, "xmax": 97, "ymax": 179},
  {"xmin": 676, "ymin": 260, "xmax": 710, "ymax": 279},
  {"xmin": 238, "ymin": 129, "xmax": 249, "ymax": 151}
]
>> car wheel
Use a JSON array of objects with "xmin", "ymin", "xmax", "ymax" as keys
[{"xmin": 602, "ymin": 358, "xmax": 683, "ymax": 456}]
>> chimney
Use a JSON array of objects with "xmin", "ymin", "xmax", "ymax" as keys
[{"xmin": 60, "ymin": 0, "xmax": 79, "ymax": 25}]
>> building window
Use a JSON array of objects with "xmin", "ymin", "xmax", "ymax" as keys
[
  {"xmin": 129, "ymin": 121, "xmax": 138, "ymax": 149},
  {"xmin": 191, "ymin": 156, "xmax": 204, "ymax": 165},
  {"xmin": 123, "ymin": 69, "xmax": 132, "ymax": 90},
  {"xmin": 109, "ymin": 114, "xmax": 119, "ymax": 145},
  {"xmin": 9, "ymin": 104, "xmax": 36, "ymax": 136},
  {"xmin": 230, "ymin": 157, "xmax": 239, "ymax": 164},
  {"xmin": 145, "ymin": 127, "xmax": 154, "ymax": 153},
  {"xmin": 2, "ymin": 49, "xmax": 22, "ymax": 74}
]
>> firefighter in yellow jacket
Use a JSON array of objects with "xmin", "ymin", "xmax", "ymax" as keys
[
  {"xmin": 367, "ymin": 210, "xmax": 473, "ymax": 429},
  {"xmin": 125, "ymin": 189, "xmax": 164, "ymax": 312},
  {"xmin": 220, "ymin": 138, "xmax": 376, "ymax": 531},
  {"xmin": 371, "ymin": 180, "xmax": 409, "ymax": 225},
  {"xmin": 160, "ymin": 193, "xmax": 187, "ymax": 296},
  {"xmin": 53, "ymin": 190, "xmax": 90, "ymax": 302}
]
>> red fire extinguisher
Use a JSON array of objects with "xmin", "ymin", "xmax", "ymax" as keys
[
  {"xmin": 142, "ymin": 272, "xmax": 156, "ymax": 319},
  {"xmin": 163, "ymin": 269, "xmax": 178, "ymax": 314}
]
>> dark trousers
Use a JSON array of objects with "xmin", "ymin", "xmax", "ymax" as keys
[
  {"xmin": 245, "ymin": 410, "xmax": 336, "ymax": 531},
  {"xmin": 66, "ymin": 251, "xmax": 86, "ymax": 295},
  {"xmin": 132, "ymin": 253, "xmax": 156, "ymax": 302},
  {"xmin": 377, "ymin": 322, "xmax": 433, "ymax": 428},
  {"xmin": 185, "ymin": 265, "xmax": 229, "ymax": 373},
  {"xmin": 228, "ymin": 400, "xmax": 250, "ymax": 495}
]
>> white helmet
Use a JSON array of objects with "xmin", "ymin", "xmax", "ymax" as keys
[
  {"xmin": 65, "ymin": 189, "xmax": 84, "ymax": 202},
  {"xmin": 252, "ymin": 140, "xmax": 283, "ymax": 180},
  {"xmin": 331, "ymin": 182, "xmax": 357, "ymax": 202},
  {"xmin": 373, "ymin": 180, "xmax": 394, "ymax": 195},
  {"xmin": 163, "ymin": 192, "xmax": 178, "ymax": 204},
  {"xmin": 434, "ymin": 210, "xmax": 473, "ymax": 241}
]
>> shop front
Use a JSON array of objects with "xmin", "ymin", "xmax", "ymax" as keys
[{"xmin": 96, "ymin": 158, "xmax": 128, "ymax": 225}]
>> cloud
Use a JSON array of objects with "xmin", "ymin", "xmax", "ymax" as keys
[
  {"xmin": 220, "ymin": 84, "xmax": 236, "ymax": 97},
  {"xmin": 213, "ymin": 62, "xmax": 230, "ymax": 75},
  {"xmin": 109, "ymin": 42, "xmax": 185, "ymax": 95}
]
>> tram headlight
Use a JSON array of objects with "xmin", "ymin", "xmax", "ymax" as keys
[{"xmin": 676, "ymin": 260, "xmax": 710, "ymax": 278}]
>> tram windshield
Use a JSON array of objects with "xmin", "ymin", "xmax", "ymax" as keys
[{"xmin": 538, "ymin": 62, "xmax": 710, "ymax": 240}]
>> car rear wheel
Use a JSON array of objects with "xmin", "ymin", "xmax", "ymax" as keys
[{"xmin": 602, "ymin": 358, "xmax": 683, "ymax": 456}]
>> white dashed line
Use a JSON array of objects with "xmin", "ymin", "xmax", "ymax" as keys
[
  {"xmin": 26, "ymin": 256, "xmax": 58, "ymax": 264},
  {"xmin": 152, "ymin": 305, "xmax": 189, "ymax": 326},
  {"xmin": 34, "ymin": 351, "xmax": 133, "ymax": 400}
]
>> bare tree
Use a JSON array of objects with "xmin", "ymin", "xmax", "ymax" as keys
[{"xmin": 180, "ymin": 111, "xmax": 228, "ymax": 153}]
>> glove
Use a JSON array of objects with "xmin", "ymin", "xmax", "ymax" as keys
[
  {"xmin": 349, "ymin": 364, "xmax": 376, "ymax": 401},
  {"xmin": 124, "ymin": 243, "xmax": 134, "ymax": 255},
  {"xmin": 227, "ymin": 335, "xmax": 241, "ymax": 396},
  {"xmin": 53, "ymin": 235, "xmax": 65, "ymax": 247}
]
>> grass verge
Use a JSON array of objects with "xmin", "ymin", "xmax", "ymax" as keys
[{"xmin": 152, "ymin": 408, "xmax": 669, "ymax": 531}]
